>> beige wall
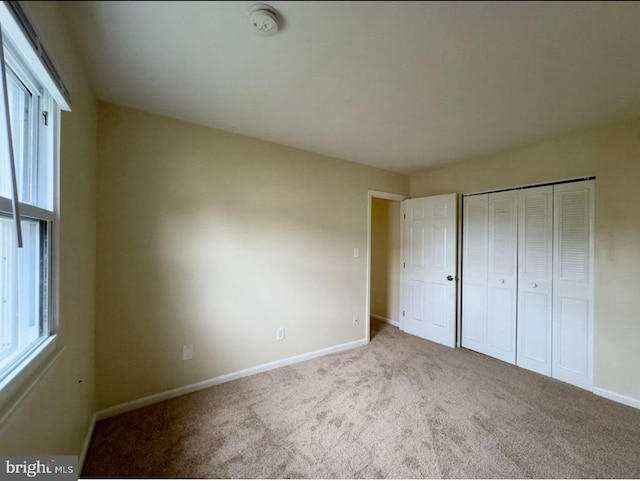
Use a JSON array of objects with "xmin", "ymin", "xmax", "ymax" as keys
[
  {"xmin": 0, "ymin": 2, "xmax": 97, "ymax": 456},
  {"xmin": 370, "ymin": 198, "xmax": 401, "ymax": 321},
  {"xmin": 96, "ymin": 102, "xmax": 409, "ymax": 410},
  {"xmin": 411, "ymin": 119, "xmax": 640, "ymax": 402}
]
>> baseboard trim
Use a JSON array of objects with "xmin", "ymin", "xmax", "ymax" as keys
[
  {"xmin": 370, "ymin": 313, "xmax": 400, "ymax": 327},
  {"xmin": 96, "ymin": 337, "xmax": 367, "ymax": 421},
  {"xmin": 79, "ymin": 413, "xmax": 96, "ymax": 471},
  {"xmin": 593, "ymin": 386, "xmax": 640, "ymax": 410}
]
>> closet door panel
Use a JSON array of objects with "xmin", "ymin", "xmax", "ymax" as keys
[
  {"xmin": 556, "ymin": 297, "xmax": 590, "ymax": 373},
  {"xmin": 486, "ymin": 191, "xmax": 517, "ymax": 364},
  {"xmin": 516, "ymin": 186, "xmax": 553, "ymax": 375},
  {"xmin": 487, "ymin": 287, "xmax": 516, "ymax": 354},
  {"xmin": 552, "ymin": 180, "xmax": 594, "ymax": 389},
  {"xmin": 461, "ymin": 195, "xmax": 488, "ymax": 354}
]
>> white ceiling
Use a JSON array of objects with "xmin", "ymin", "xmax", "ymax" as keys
[{"xmin": 61, "ymin": 1, "xmax": 640, "ymax": 174}]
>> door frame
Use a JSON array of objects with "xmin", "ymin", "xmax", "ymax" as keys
[{"xmin": 366, "ymin": 190, "xmax": 407, "ymax": 343}]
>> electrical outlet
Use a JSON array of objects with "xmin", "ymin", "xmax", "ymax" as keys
[
  {"xmin": 276, "ymin": 327, "xmax": 285, "ymax": 341},
  {"xmin": 182, "ymin": 344, "xmax": 193, "ymax": 361},
  {"xmin": 353, "ymin": 315, "xmax": 359, "ymax": 325}
]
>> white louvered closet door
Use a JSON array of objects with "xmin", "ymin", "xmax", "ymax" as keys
[
  {"xmin": 516, "ymin": 186, "xmax": 553, "ymax": 375},
  {"xmin": 486, "ymin": 191, "xmax": 518, "ymax": 364},
  {"xmin": 552, "ymin": 180, "xmax": 595, "ymax": 389},
  {"xmin": 461, "ymin": 194, "xmax": 489, "ymax": 355}
]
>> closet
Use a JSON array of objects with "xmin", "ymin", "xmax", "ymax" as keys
[{"xmin": 461, "ymin": 179, "xmax": 594, "ymax": 390}]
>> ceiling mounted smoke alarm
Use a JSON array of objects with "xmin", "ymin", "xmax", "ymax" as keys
[{"xmin": 248, "ymin": 4, "xmax": 280, "ymax": 37}]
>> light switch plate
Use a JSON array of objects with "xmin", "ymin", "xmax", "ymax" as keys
[{"xmin": 182, "ymin": 344, "xmax": 193, "ymax": 360}]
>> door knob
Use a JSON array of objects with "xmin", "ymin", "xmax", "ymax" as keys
[
  {"xmin": 532, "ymin": 283, "xmax": 538, "ymax": 288},
  {"xmin": 499, "ymin": 279, "xmax": 505, "ymax": 284},
  {"xmin": 447, "ymin": 275, "xmax": 454, "ymax": 281}
]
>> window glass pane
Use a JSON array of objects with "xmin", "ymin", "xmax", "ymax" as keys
[
  {"xmin": 0, "ymin": 144, "xmax": 9, "ymax": 201},
  {"xmin": 0, "ymin": 62, "xmax": 40, "ymax": 206},
  {"xmin": 0, "ymin": 214, "xmax": 45, "ymax": 379},
  {"xmin": 5, "ymin": 67, "xmax": 37, "ymax": 206},
  {"xmin": 0, "ymin": 66, "xmax": 11, "ymax": 200}
]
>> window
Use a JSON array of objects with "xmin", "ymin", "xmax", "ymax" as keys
[
  {"xmin": 0, "ymin": 1, "xmax": 67, "ymax": 396},
  {"xmin": 0, "ymin": 36, "xmax": 55, "ymax": 382}
]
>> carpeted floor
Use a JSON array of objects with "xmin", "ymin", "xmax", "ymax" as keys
[{"xmin": 82, "ymin": 320, "xmax": 640, "ymax": 478}]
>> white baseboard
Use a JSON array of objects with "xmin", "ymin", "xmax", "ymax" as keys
[
  {"xmin": 593, "ymin": 386, "xmax": 640, "ymax": 410},
  {"xmin": 79, "ymin": 413, "xmax": 96, "ymax": 471},
  {"xmin": 96, "ymin": 337, "xmax": 367, "ymax": 420},
  {"xmin": 371, "ymin": 313, "xmax": 400, "ymax": 327}
]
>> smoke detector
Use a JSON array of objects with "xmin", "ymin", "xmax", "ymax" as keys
[{"xmin": 248, "ymin": 4, "xmax": 280, "ymax": 37}]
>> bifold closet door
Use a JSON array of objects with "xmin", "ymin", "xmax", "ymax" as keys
[
  {"xmin": 486, "ymin": 191, "xmax": 517, "ymax": 364},
  {"xmin": 552, "ymin": 180, "xmax": 594, "ymax": 389},
  {"xmin": 516, "ymin": 186, "xmax": 553, "ymax": 375},
  {"xmin": 461, "ymin": 194, "xmax": 488, "ymax": 355},
  {"xmin": 461, "ymin": 191, "xmax": 517, "ymax": 363}
]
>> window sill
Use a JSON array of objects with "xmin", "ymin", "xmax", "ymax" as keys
[{"xmin": 0, "ymin": 335, "xmax": 64, "ymax": 427}]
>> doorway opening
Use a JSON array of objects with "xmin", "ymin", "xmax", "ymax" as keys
[{"xmin": 366, "ymin": 191, "xmax": 406, "ymax": 342}]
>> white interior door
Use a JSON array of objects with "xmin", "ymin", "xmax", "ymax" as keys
[
  {"xmin": 516, "ymin": 186, "xmax": 553, "ymax": 375},
  {"xmin": 461, "ymin": 194, "xmax": 489, "ymax": 355},
  {"xmin": 486, "ymin": 191, "xmax": 518, "ymax": 364},
  {"xmin": 552, "ymin": 180, "xmax": 594, "ymax": 389},
  {"xmin": 401, "ymin": 194, "xmax": 457, "ymax": 347}
]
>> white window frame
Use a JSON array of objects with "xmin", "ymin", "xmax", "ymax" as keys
[{"xmin": 0, "ymin": 1, "xmax": 64, "ymax": 421}]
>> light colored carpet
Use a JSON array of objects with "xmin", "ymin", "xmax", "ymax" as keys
[{"xmin": 82, "ymin": 320, "xmax": 640, "ymax": 478}]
